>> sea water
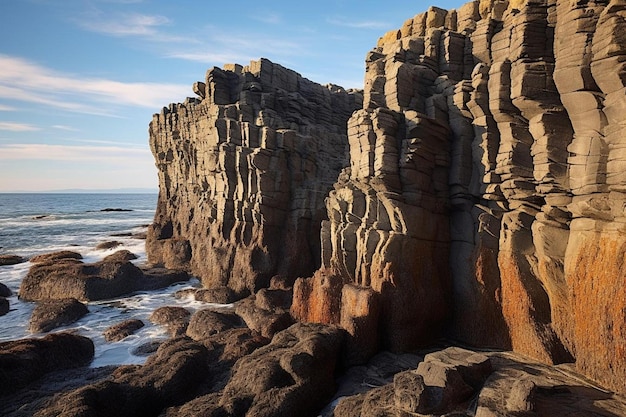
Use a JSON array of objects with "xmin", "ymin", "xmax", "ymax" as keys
[{"xmin": 0, "ymin": 193, "xmax": 209, "ymax": 367}]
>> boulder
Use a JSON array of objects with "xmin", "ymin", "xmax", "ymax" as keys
[
  {"xmin": 235, "ymin": 295, "xmax": 293, "ymax": 339},
  {"xmin": 190, "ymin": 323, "xmax": 344, "ymax": 417},
  {"xmin": 150, "ymin": 306, "xmax": 191, "ymax": 337},
  {"xmin": 19, "ymin": 257, "xmax": 189, "ymax": 302},
  {"xmin": 95, "ymin": 241, "xmax": 122, "ymax": 250},
  {"xmin": 29, "ymin": 298, "xmax": 89, "ymax": 333},
  {"xmin": 35, "ymin": 337, "xmax": 210, "ymax": 417},
  {"xmin": 102, "ymin": 249, "xmax": 137, "ymax": 262},
  {"xmin": 0, "ymin": 332, "xmax": 94, "ymax": 396},
  {"xmin": 29, "ymin": 251, "xmax": 82, "ymax": 264},
  {"xmin": 103, "ymin": 319, "xmax": 145, "ymax": 342},
  {"xmin": 0, "ymin": 296, "xmax": 8, "ymax": 316},
  {"xmin": 194, "ymin": 286, "xmax": 239, "ymax": 304},
  {"xmin": 0, "ymin": 281, "xmax": 11, "ymax": 297},
  {"xmin": 0, "ymin": 254, "xmax": 25, "ymax": 266},
  {"xmin": 186, "ymin": 309, "xmax": 243, "ymax": 340}
]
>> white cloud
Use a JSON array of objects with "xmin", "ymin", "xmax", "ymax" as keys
[
  {"xmin": 0, "ymin": 54, "xmax": 189, "ymax": 115},
  {"xmin": 52, "ymin": 125, "xmax": 80, "ymax": 131},
  {"xmin": 0, "ymin": 122, "xmax": 41, "ymax": 132},
  {"xmin": 0, "ymin": 143, "xmax": 151, "ymax": 162},
  {"xmin": 0, "ymin": 104, "xmax": 16, "ymax": 111},
  {"xmin": 76, "ymin": 12, "xmax": 197, "ymax": 44}
]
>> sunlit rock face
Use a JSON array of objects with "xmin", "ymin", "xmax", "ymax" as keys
[
  {"xmin": 147, "ymin": 58, "xmax": 362, "ymax": 297},
  {"xmin": 291, "ymin": 0, "xmax": 626, "ymax": 394},
  {"xmin": 149, "ymin": 0, "xmax": 626, "ymax": 395}
]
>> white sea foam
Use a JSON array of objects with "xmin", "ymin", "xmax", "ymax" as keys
[{"xmin": 0, "ymin": 194, "xmax": 224, "ymax": 368}]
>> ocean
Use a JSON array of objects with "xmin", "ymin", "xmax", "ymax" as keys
[{"xmin": 0, "ymin": 193, "xmax": 207, "ymax": 367}]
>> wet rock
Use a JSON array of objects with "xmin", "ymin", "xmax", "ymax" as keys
[
  {"xmin": 19, "ymin": 257, "xmax": 189, "ymax": 302},
  {"xmin": 0, "ymin": 254, "xmax": 25, "ymax": 266},
  {"xmin": 35, "ymin": 337, "xmax": 209, "ymax": 417},
  {"xmin": 29, "ymin": 298, "xmax": 89, "ymax": 333},
  {"xmin": 150, "ymin": 306, "xmax": 191, "ymax": 337},
  {"xmin": 0, "ymin": 332, "xmax": 94, "ymax": 396},
  {"xmin": 95, "ymin": 240, "xmax": 122, "ymax": 250},
  {"xmin": 103, "ymin": 319, "xmax": 145, "ymax": 342},
  {"xmin": 102, "ymin": 249, "xmax": 137, "ymax": 262},
  {"xmin": 131, "ymin": 340, "xmax": 163, "ymax": 356},
  {"xmin": 0, "ymin": 281, "xmax": 12, "ymax": 297},
  {"xmin": 29, "ymin": 250, "xmax": 82, "ymax": 264},
  {"xmin": 0, "ymin": 296, "xmax": 8, "ymax": 316}
]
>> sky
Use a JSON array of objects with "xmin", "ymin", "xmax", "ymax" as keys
[{"xmin": 0, "ymin": 0, "xmax": 466, "ymax": 192}]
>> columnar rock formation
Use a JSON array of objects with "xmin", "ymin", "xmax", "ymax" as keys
[
  {"xmin": 292, "ymin": 0, "xmax": 626, "ymax": 395},
  {"xmin": 147, "ymin": 59, "xmax": 362, "ymax": 296},
  {"xmin": 148, "ymin": 0, "xmax": 626, "ymax": 396}
]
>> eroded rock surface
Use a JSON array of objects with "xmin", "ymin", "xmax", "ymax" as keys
[
  {"xmin": 146, "ymin": 58, "xmax": 362, "ymax": 296},
  {"xmin": 289, "ymin": 0, "xmax": 626, "ymax": 395},
  {"xmin": 146, "ymin": 0, "xmax": 626, "ymax": 397},
  {"xmin": 19, "ymin": 253, "xmax": 189, "ymax": 302}
]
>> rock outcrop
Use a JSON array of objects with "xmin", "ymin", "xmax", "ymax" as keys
[
  {"xmin": 146, "ymin": 58, "xmax": 362, "ymax": 296},
  {"xmin": 147, "ymin": 0, "xmax": 626, "ymax": 396},
  {"xmin": 19, "ymin": 252, "xmax": 189, "ymax": 302},
  {"xmin": 0, "ymin": 332, "xmax": 94, "ymax": 396}
]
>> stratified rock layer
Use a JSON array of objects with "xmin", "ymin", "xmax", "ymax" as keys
[
  {"xmin": 147, "ymin": 58, "xmax": 362, "ymax": 296},
  {"xmin": 292, "ymin": 0, "xmax": 626, "ymax": 395},
  {"xmin": 148, "ymin": 1, "xmax": 626, "ymax": 396}
]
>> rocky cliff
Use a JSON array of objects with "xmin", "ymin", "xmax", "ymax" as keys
[
  {"xmin": 147, "ymin": 59, "xmax": 362, "ymax": 296},
  {"xmin": 148, "ymin": 0, "xmax": 626, "ymax": 396}
]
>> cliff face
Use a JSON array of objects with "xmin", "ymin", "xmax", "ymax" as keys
[
  {"xmin": 147, "ymin": 59, "xmax": 362, "ymax": 296},
  {"xmin": 148, "ymin": 0, "xmax": 626, "ymax": 395}
]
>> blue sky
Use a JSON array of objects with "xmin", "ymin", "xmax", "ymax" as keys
[{"xmin": 0, "ymin": 0, "xmax": 465, "ymax": 192}]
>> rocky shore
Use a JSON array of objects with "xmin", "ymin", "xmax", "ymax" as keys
[{"xmin": 3, "ymin": 0, "xmax": 626, "ymax": 415}]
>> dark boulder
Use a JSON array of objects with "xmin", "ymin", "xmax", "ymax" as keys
[
  {"xmin": 0, "ymin": 254, "xmax": 25, "ymax": 266},
  {"xmin": 36, "ymin": 337, "xmax": 209, "ymax": 417},
  {"xmin": 0, "ymin": 296, "xmax": 8, "ymax": 316},
  {"xmin": 96, "ymin": 241, "xmax": 122, "ymax": 250},
  {"xmin": 194, "ymin": 286, "xmax": 239, "ymax": 304},
  {"xmin": 186, "ymin": 309, "xmax": 243, "ymax": 340},
  {"xmin": 207, "ymin": 323, "xmax": 344, "ymax": 417},
  {"xmin": 235, "ymin": 295, "xmax": 293, "ymax": 339},
  {"xmin": 150, "ymin": 306, "xmax": 191, "ymax": 337},
  {"xmin": 29, "ymin": 298, "xmax": 89, "ymax": 333},
  {"xmin": 0, "ymin": 281, "xmax": 11, "ymax": 297},
  {"xmin": 19, "ymin": 257, "xmax": 189, "ymax": 302},
  {"xmin": 103, "ymin": 249, "xmax": 137, "ymax": 262},
  {"xmin": 29, "ymin": 251, "xmax": 82, "ymax": 264},
  {"xmin": 104, "ymin": 319, "xmax": 145, "ymax": 342},
  {"xmin": 0, "ymin": 332, "xmax": 94, "ymax": 396}
]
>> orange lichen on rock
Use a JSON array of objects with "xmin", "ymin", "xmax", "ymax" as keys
[
  {"xmin": 291, "ymin": 270, "xmax": 343, "ymax": 325},
  {"xmin": 567, "ymin": 232, "xmax": 626, "ymax": 395}
]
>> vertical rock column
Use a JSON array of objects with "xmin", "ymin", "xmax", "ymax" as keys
[
  {"xmin": 562, "ymin": 0, "xmax": 626, "ymax": 395},
  {"xmin": 293, "ymin": 28, "xmax": 452, "ymax": 356},
  {"xmin": 148, "ymin": 59, "xmax": 361, "ymax": 296}
]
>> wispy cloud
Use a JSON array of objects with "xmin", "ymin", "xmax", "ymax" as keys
[
  {"xmin": 0, "ymin": 54, "xmax": 189, "ymax": 116},
  {"xmin": 76, "ymin": 12, "xmax": 197, "ymax": 44},
  {"xmin": 0, "ymin": 104, "xmax": 16, "ymax": 111},
  {"xmin": 250, "ymin": 12, "xmax": 282, "ymax": 25},
  {"xmin": 0, "ymin": 122, "xmax": 41, "ymax": 132},
  {"xmin": 52, "ymin": 125, "xmax": 80, "ymax": 131},
  {"xmin": 0, "ymin": 143, "xmax": 150, "ymax": 162},
  {"xmin": 327, "ymin": 18, "xmax": 391, "ymax": 30}
]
